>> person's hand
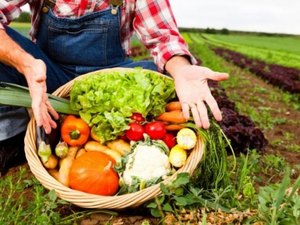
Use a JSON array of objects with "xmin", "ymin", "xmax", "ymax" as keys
[
  {"xmin": 22, "ymin": 59, "xmax": 59, "ymax": 134},
  {"xmin": 166, "ymin": 56, "xmax": 228, "ymax": 129},
  {"xmin": 0, "ymin": 30, "xmax": 59, "ymax": 133}
]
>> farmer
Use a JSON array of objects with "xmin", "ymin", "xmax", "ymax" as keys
[{"xmin": 0, "ymin": 0, "xmax": 228, "ymax": 176}]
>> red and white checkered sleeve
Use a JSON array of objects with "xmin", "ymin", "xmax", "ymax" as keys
[
  {"xmin": 133, "ymin": 0, "xmax": 197, "ymax": 71},
  {"xmin": 0, "ymin": 0, "xmax": 29, "ymax": 29}
]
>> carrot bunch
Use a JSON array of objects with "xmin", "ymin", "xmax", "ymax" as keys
[{"xmin": 155, "ymin": 101, "xmax": 186, "ymax": 131}]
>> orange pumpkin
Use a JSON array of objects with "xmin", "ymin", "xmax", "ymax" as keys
[{"xmin": 69, "ymin": 151, "xmax": 119, "ymax": 195}]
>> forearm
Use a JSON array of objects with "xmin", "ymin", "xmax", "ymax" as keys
[{"xmin": 0, "ymin": 28, "xmax": 36, "ymax": 76}]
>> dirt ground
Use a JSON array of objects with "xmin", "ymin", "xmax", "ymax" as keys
[{"xmin": 224, "ymin": 64, "xmax": 300, "ymax": 164}]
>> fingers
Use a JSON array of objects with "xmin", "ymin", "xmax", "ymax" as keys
[
  {"xmin": 42, "ymin": 101, "xmax": 58, "ymax": 134},
  {"xmin": 197, "ymin": 101, "xmax": 209, "ymax": 129},
  {"xmin": 205, "ymin": 94, "xmax": 222, "ymax": 121},
  {"xmin": 190, "ymin": 103, "xmax": 202, "ymax": 127},
  {"xmin": 180, "ymin": 101, "xmax": 210, "ymax": 129},
  {"xmin": 204, "ymin": 69, "xmax": 229, "ymax": 82},
  {"xmin": 181, "ymin": 102, "xmax": 190, "ymax": 120},
  {"xmin": 33, "ymin": 107, "xmax": 52, "ymax": 134},
  {"xmin": 34, "ymin": 107, "xmax": 56, "ymax": 134},
  {"xmin": 46, "ymin": 101, "xmax": 60, "ymax": 120},
  {"xmin": 180, "ymin": 97, "xmax": 222, "ymax": 129},
  {"xmin": 33, "ymin": 96, "xmax": 58, "ymax": 134},
  {"xmin": 190, "ymin": 102, "xmax": 209, "ymax": 129}
]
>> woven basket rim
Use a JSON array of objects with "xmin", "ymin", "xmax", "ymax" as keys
[{"xmin": 24, "ymin": 68, "xmax": 205, "ymax": 209}]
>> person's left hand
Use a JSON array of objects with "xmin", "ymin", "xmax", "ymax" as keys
[{"xmin": 170, "ymin": 64, "xmax": 229, "ymax": 129}]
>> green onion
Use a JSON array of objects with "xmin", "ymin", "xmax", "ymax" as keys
[{"xmin": 0, "ymin": 82, "xmax": 78, "ymax": 115}]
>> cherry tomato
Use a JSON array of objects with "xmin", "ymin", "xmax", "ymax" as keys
[
  {"xmin": 162, "ymin": 133, "xmax": 176, "ymax": 149},
  {"xmin": 130, "ymin": 113, "xmax": 145, "ymax": 123},
  {"xmin": 126, "ymin": 122, "xmax": 145, "ymax": 141},
  {"xmin": 145, "ymin": 121, "xmax": 166, "ymax": 140}
]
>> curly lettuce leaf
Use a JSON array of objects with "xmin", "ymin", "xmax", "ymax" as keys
[{"xmin": 70, "ymin": 69, "xmax": 175, "ymax": 143}]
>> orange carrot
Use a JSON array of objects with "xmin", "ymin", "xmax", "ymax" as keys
[
  {"xmin": 165, "ymin": 124, "xmax": 185, "ymax": 131},
  {"xmin": 156, "ymin": 110, "xmax": 187, "ymax": 123},
  {"xmin": 166, "ymin": 101, "xmax": 182, "ymax": 112}
]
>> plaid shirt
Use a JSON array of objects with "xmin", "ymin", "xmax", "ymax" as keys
[{"xmin": 0, "ymin": 0, "xmax": 196, "ymax": 70}]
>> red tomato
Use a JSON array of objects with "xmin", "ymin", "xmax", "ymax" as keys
[
  {"xmin": 130, "ymin": 113, "xmax": 145, "ymax": 123},
  {"xmin": 162, "ymin": 133, "xmax": 176, "ymax": 149},
  {"xmin": 145, "ymin": 121, "xmax": 166, "ymax": 140},
  {"xmin": 126, "ymin": 122, "xmax": 145, "ymax": 141}
]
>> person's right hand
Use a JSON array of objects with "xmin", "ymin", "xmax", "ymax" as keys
[
  {"xmin": 22, "ymin": 59, "xmax": 59, "ymax": 134},
  {"xmin": 0, "ymin": 30, "xmax": 59, "ymax": 133}
]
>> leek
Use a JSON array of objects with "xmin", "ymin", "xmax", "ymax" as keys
[{"xmin": 0, "ymin": 82, "xmax": 78, "ymax": 115}]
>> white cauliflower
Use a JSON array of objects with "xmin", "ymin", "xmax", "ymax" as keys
[{"xmin": 122, "ymin": 138, "xmax": 171, "ymax": 186}]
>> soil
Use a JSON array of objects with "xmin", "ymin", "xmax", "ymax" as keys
[
  {"xmin": 223, "ymin": 64, "xmax": 300, "ymax": 164},
  {"xmin": 3, "ymin": 59, "xmax": 300, "ymax": 225}
]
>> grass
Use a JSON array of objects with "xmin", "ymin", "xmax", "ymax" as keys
[
  {"xmin": 234, "ymin": 103, "xmax": 288, "ymax": 130},
  {"xmin": 202, "ymin": 33, "xmax": 300, "ymax": 70},
  {"xmin": 0, "ymin": 167, "xmax": 117, "ymax": 224},
  {"xmin": 9, "ymin": 22, "xmax": 31, "ymax": 37},
  {"xmin": 0, "ymin": 168, "xmax": 75, "ymax": 224},
  {"xmin": 271, "ymin": 135, "xmax": 300, "ymax": 153},
  {"xmin": 206, "ymin": 34, "xmax": 300, "ymax": 55},
  {"xmin": 255, "ymin": 169, "xmax": 300, "ymax": 225}
]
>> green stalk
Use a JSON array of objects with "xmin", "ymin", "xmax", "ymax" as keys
[
  {"xmin": 0, "ymin": 82, "xmax": 78, "ymax": 115},
  {"xmin": 186, "ymin": 121, "xmax": 232, "ymax": 190}
]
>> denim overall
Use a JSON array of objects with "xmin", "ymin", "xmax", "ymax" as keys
[
  {"xmin": 37, "ymin": 5, "xmax": 132, "ymax": 75},
  {"xmin": 0, "ymin": 4, "xmax": 157, "ymax": 141}
]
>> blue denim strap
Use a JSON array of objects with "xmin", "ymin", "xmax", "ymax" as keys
[{"xmin": 36, "ymin": 5, "xmax": 125, "ymax": 75}]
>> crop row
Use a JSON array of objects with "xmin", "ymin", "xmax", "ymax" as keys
[
  {"xmin": 212, "ymin": 47, "xmax": 300, "ymax": 93},
  {"xmin": 202, "ymin": 33, "xmax": 300, "ymax": 70},
  {"xmin": 208, "ymin": 80, "xmax": 268, "ymax": 154}
]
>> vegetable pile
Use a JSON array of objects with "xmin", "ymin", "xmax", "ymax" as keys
[{"xmin": 36, "ymin": 69, "xmax": 202, "ymax": 196}]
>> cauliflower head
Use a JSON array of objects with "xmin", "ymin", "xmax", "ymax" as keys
[{"xmin": 123, "ymin": 143, "xmax": 171, "ymax": 186}]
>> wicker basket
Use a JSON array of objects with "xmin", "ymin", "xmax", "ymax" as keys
[{"xmin": 24, "ymin": 68, "xmax": 205, "ymax": 209}]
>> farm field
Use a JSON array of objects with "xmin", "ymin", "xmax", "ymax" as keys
[
  {"xmin": 1, "ymin": 24, "xmax": 300, "ymax": 224},
  {"xmin": 204, "ymin": 34, "xmax": 300, "ymax": 55},
  {"xmin": 7, "ymin": 22, "xmax": 31, "ymax": 37},
  {"xmin": 202, "ymin": 33, "xmax": 300, "ymax": 70}
]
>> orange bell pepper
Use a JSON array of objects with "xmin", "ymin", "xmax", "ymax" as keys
[{"xmin": 61, "ymin": 115, "xmax": 90, "ymax": 146}]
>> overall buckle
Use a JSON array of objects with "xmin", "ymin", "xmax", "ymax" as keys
[
  {"xmin": 42, "ymin": 0, "xmax": 56, "ymax": 13},
  {"xmin": 109, "ymin": 0, "xmax": 123, "ymax": 15}
]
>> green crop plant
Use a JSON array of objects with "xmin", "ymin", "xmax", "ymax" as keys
[
  {"xmin": 261, "ymin": 154, "xmax": 286, "ymax": 176},
  {"xmin": 255, "ymin": 169, "xmax": 300, "ymax": 225},
  {"xmin": 202, "ymin": 34, "xmax": 300, "ymax": 70},
  {"xmin": 286, "ymin": 144, "xmax": 300, "ymax": 153}
]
